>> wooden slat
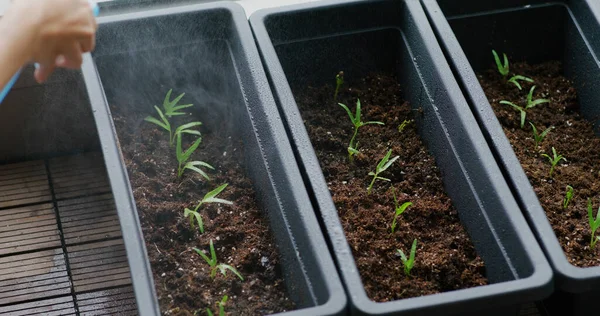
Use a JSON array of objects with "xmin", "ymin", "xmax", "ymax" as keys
[
  {"xmin": 76, "ymin": 287, "xmax": 138, "ymax": 316},
  {"xmin": 0, "ymin": 295, "xmax": 75, "ymax": 316},
  {"xmin": 0, "ymin": 203, "xmax": 61, "ymax": 255},
  {"xmin": 0, "ymin": 160, "xmax": 51, "ymax": 208},
  {"xmin": 57, "ymin": 194, "xmax": 121, "ymax": 245},
  {"xmin": 49, "ymin": 153, "xmax": 111, "ymax": 199},
  {"xmin": 67, "ymin": 241, "xmax": 132, "ymax": 293},
  {"xmin": 0, "ymin": 249, "xmax": 71, "ymax": 305}
]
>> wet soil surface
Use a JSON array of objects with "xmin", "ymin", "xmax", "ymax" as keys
[
  {"xmin": 479, "ymin": 61, "xmax": 600, "ymax": 267},
  {"xmin": 294, "ymin": 74, "xmax": 487, "ymax": 301},
  {"xmin": 110, "ymin": 102, "xmax": 295, "ymax": 315}
]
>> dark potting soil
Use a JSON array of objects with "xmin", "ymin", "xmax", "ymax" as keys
[
  {"xmin": 479, "ymin": 61, "xmax": 600, "ymax": 267},
  {"xmin": 109, "ymin": 103, "xmax": 295, "ymax": 315},
  {"xmin": 294, "ymin": 74, "xmax": 487, "ymax": 301}
]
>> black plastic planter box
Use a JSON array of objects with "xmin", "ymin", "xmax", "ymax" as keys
[
  {"xmin": 83, "ymin": 2, "xmax": 346, "ymax": 315},
  {"xmin": 250, "ymin": 0, "xmax": 553, "ymax": 315},
  {"xmin": 421, "ymin": 0, "xmax": 600, "ymax": 314}
]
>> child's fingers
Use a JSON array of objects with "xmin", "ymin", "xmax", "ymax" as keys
[{"xmin": 34, "ymin": 64, "xmax": 55, "ymax": 83}]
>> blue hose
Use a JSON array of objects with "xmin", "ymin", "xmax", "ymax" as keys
[{"xmin": 0, "ymin": 0, "xmax": 99, "ymax": 104}]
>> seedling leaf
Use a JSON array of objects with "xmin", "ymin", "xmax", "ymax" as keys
[
  {"xmin": 334, "ymin": 71, "xmax": 344, "ymax": 101},
  {"xmin": 339, "ymin": 99, "xmax": 385, "ymax": 161},
  {"xmin": 508, "ymin": 75, "xmax": 534, "ymax": 90},
  {"xmin": 145, "ymin": 106, "xmax": 172, "ymax": 140},
  {"xmin": 391, "ymin": 188, "xmax": 412, "ymax": 234},
  {"xmin": 563, "ymin": 185, "xmax": 574, "ymax": 209},
  {"xmin": 541, "ymin": 147, "xmax": 566, "ymax": 177},
  {"xmin": 162, "ymin": 89, "xmax": 193, "ymax": 117},
  {"xmin": 397, "ymin": 239, "xmax": 418, "ymax": 276},
  {"xmin": 218, "ymin": 264, "xmax": 244, "ymax": 281},
  {"xmin": 588, "ymin": 199, "xmax": 600, "ymax": 249},
  {"xmin": 367, "ymin": 149, "xmax": 399, "ymax": 194},
  {"xmin": 492, "ymin": 50, "xmax": 509, "ymax": 77},
  {"xmin": 202, "ymin": 183, "xmax": 233, "ymax": 205},
  {"xmin": 530, "ymin": 122, "xmax": 554, "ymax": 148}
]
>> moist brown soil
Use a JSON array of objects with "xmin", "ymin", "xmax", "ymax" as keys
[
  {"xmin": 294, "ymin": 74, "xmax": 487, "ymax": 301},
  {"xmin": 109, "ymin": 103, "xmax": 295, "ymax": 315},
  {"xmin": 479, "ymin": 61, "xmax": 600, "ymax": 267}
]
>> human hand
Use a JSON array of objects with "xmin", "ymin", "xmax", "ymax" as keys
[{"xmin": 4, "ymin": 0, "xmax": 98, "ymax": 82}]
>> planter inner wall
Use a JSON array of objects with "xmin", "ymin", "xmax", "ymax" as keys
[
  {"xmin": 92, "ymin": 5, "xmax": 338, "ymax": 313},
  {"xmin": 0, "ymin": 68, "xmax": 100, "ymax": 162}
]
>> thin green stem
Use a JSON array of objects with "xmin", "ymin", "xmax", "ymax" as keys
[
  {"xmin": 348, "ymin": 126, "xmax": 359, "ymax": 161},
  {"xmin": 368, "ymin": 176, "xmax": 377, "ymax": 194}
]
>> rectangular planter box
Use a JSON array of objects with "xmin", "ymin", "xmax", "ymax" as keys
[
  {"xmin": 83, "ymin": 2, "xmax": 346, "ymax": 315},
  {"xmin": 250, "ymin": 0, "xmax": 553, "ymax": 315},
  {"xmin": 420, "ymin": 0, "xmax": 600, "ymax": 315}
]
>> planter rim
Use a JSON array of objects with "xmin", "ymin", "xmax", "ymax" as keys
[
  {"xmin": 420, "ymin": 0, "xmax": 600, "ymax": 293},
  {"xmin": 249, "ymin": 0, "xmax": 553, "ymax": 313},
  {"xmin": 82, "ymin": 55, "xmax": 160, "ymax": 316}
]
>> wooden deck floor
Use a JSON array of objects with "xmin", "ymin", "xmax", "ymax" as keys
[{"xmin": 0, "ymin": 152, "xmax": 137, "ymax": 315}]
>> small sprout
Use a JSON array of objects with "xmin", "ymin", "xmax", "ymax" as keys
[
  {"xmin": 508, "ymin": 75, "xmax": 534, "ymax": 90},
  {"xmin": 397, "ymin": 239, "xmax": 417, "ymax": 276},
  {"xmin": 563, "ymin": 185, "xmax": 574, "ymax": 210},
  {"xmin": 176, "ymin": 133, "xmax": 214, "ymax": 178},
  {"xmin": 334, "ymin": 71, "xmax": 344, "ymax": 101},
  {"xmin": 339, "ymin": 99, "xmax": 384, "ymax": 161},
  {"xmin": 500, "ymin": 86, "xmax": 549, "ymax": 128},
  {"xmin": 529, "ymin": 122, "xmax": 554, "ymax": 148},
  {"xmin": 193, "ymin": 240, "xmax": 243, "ymax": 280},
  {"xmin": 184, "ymin": 184, "xmax": 233, "ymax": 233},
  {"xmin": 206, "ymin": 295, "xmax": 228, "ymax": 316},
  {"xmin": 588, "ymin": 199, "xmax": 600, "ymax": 250},
  {"xmin": 541, "ymin": 147, "xmax": 566, "ymax": 178},
  {"xmin": 492, "ymin": 50, "xmax": 509, "ymax": 77},
  {"xmin": 390, "ymin": 188, "xmax": 411, "ymax": 234},
  {"xmin": 367, "ymin": 149, "xmax": 399, "ymax": 194},
  {"xmin": 397, "ymin": 119, "xmax": 412, "ymax": 133},
  {"xmin": 145, "ymin": 106, "xmax": 172, "ymax": 141},
  {"xmin": 162, "ymin": 89, "xmax": 193, "ymax": 117},
  {"xmin": 526, "ymin": 85, "xmax": 550, "ymax": 108}
]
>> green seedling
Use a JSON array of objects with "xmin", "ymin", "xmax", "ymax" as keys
[
  {"xmin": 184, "ymin": 184, "xmax": 233, "ymax": 233},
  {"xmin": 162, "ymin": 89, "xmax": 193, "ymax": 117},
  {"xmin": 508, "ymin": 75, "xmax": 534, "ymax": 90},
  {"xmin": 541, "ymin": 147, "xmax": 566, "ymax": 178},
  {"xmin": 526, "ymin": 85, "xmax": 550, "ymax": 108},
  {"xmin": 193, "ymin": 240, "xmax": 243, "ymax": 280},
  {"xmin": 339, "ymin": 99, "xmax": 384, "ymax": 161},
  {"xmin": 492, "ymin": 50, "xmax": 509, "ymax": 77},
  {"xmin": 529, "ymin": 122, "xmax": 554, "ymax": 148},
  {"xmin": 367, "ymin": 149, "xmax": 399, "ymax": 194},
  {"xmin": 390, "ymin": 188, "xmax": 412, "ymax": 234},
  {"xmin": 145, "ymin": 106, "xmax": 172, "ymax": 140},
  {"xmin": 206, "ymin": 295, "xmax": 228, "ymax": 316},
  {"xmin": 398, "ymin": 119, "xmax": 412, "ymax": 133},
  {"xmin": 334, "ymin": 71, "xmax": 344, "ymax": 101},
  {"xmin": 500, "ymin": 86, "xmax": 549, "ymax": 128},
  {"xmin": 176, "ymin": 133, "xmax": 214, "ymax": 178},
  {"xmin": 397, "ymin": 239, "xmax": 417, "ymax": 276},
  {"xmin": 563, "ymin": 185, "xmax": 574, "ymax": 210},
  {"xmin": 588, "ymin": 199, "xmax": 600, "ymax": 249}
]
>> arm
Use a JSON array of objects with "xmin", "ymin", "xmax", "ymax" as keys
[{"xmin": 0, "ymin": 0, "xmax": 97, "ymax": 88}]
